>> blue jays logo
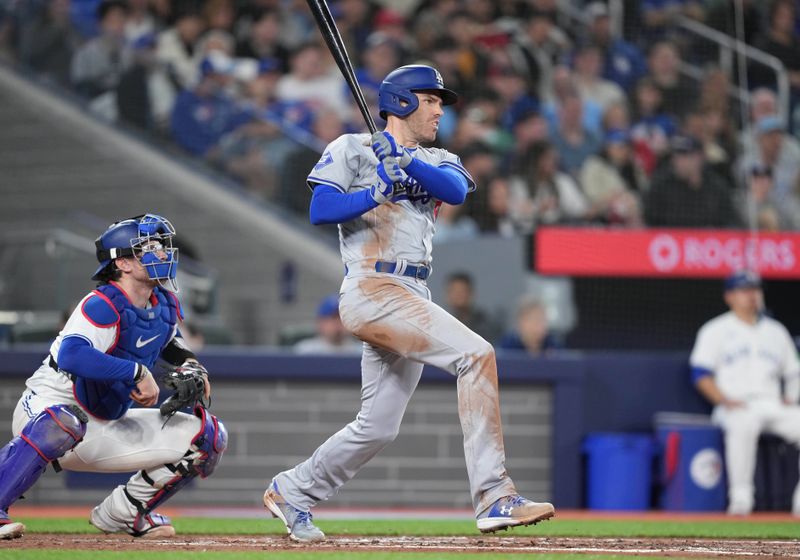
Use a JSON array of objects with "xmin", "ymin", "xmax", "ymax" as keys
[{"xmin": 314, "ymin": 151, "xmax": 334, "ymax": 170}]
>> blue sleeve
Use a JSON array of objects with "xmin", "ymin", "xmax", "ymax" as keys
[
  {"xmin": 404, "ymin": 158, "xmax": 468, "ymax": 205},
  {"xmin": 58, "ymin": 336, "xmax": 136, "ymax": 384},
  {"xmin": 691, "ymin": 366, "xmax": 713, "ymax": 384},
  {"xmin": 309, "ymin": 184, "xmax": 379, "ymax": 225}
]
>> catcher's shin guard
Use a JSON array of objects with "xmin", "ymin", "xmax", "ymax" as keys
[
  {"xmin": 121, "ymin": 406, "xmax": 227, "ymax": 527},
  {"xmin": 0, "ymin": 405, "xmax": 87, "ymax": 513}
]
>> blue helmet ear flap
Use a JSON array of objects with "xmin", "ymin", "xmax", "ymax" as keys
[{"xmin": 378, "ymin": 88, "xmax": 419, "ymax": 119}]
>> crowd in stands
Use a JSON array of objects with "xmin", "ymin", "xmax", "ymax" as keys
[
  {"xmin": 444, "ymin": 271, "xmax": 561, "ymax": 355},
  {"xmin": 2, "ymin": 0, "xmax": 800, "ymax": 235}
]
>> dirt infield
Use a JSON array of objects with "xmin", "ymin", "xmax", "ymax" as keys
[{"xmin": 3, "ymin": 533, "xmax": 799, "ymax": 558}]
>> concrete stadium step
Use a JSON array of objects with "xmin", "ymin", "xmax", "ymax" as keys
[{"xmin": 0, "ymin": 66, "xmax": 341, "ymax": 344}]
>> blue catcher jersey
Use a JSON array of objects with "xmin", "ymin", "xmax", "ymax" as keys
[{"xmin": 71, "ymin": 283, "xmax": 182, "ymax": 419}]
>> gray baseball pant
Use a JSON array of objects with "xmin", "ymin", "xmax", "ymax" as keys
[{"xmin": 274, "ymin": 273, "xmax": 517, "ymax": 515}]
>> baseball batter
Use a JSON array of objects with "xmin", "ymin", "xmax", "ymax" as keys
[
  {"xmin": 0, "ymin": 214, "xmax": 227, "ymax": 540},
  {"xmin": 690, "ymin": 270, "xmax": 800, "ymax": 515},
  {"xmin": 263, "ymin": 65, "xmax": 555, "ymax": 542}
]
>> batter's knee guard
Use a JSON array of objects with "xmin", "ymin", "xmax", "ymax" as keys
[
  {"xmin": 126, "ymin": 406, "xmax": 227, "ymax": 520},
  {"xmin": 0, "ymin": 405, "xmax": 87, "ymax": 513}
]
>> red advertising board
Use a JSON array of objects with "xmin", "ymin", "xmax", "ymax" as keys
[{"xmin": 535, "ymin": 228, "xmax": 800, "ymax": 278}]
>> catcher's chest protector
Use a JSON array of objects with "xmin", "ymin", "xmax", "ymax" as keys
[
  {"xmin": 96, "ymin": 283, "xmax": 180, "ymax": 368},
  {"xmin": 73, "ymin": 284, "xmax": 180, "ymax": 420}
]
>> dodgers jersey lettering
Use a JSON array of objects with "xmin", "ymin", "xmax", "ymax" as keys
[{"xmin": 308, "ymin": 133, "xmax": 474, "ymax": 272}]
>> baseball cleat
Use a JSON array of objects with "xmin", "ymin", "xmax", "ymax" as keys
[
  {"xmin": 0, "ymin": 519, "xmax": 25, "ymax": 540},
  {"xmin": 726, "ymin": 501, "xmax": 753, "ymax": 516},
  {"xmin": 90, "ymin": 506, "xmax": 176, "ymax": 538},
  {"xmin": 476, "ymin": 495, "xmax": 555, "ymax": 533},
  {"xmin": 263, "ymin": 480, "xmax": 326, "ymax": 542}
]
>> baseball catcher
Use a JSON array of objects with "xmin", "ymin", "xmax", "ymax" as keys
[{"xmin": 0, "ymin": 214, "xmax": 227, "ymax": 540}]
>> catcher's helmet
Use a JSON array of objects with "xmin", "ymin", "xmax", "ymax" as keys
[
  {"xmin": 92, "ymin": 214, "xmax": 179, "ymax": 292},
  {"xmin": 378, "ymin": 65, "xmax": 458, "ymax": 119}
]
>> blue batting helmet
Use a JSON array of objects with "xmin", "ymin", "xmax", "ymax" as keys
[
  {"xmin": 378, "ymin": 65, "xmax": 458, "ymax": 119},
  {"xmin": 92, "ymin": 214, "xmax": 179, "ymax": 292}
]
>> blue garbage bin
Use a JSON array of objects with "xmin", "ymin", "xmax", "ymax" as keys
[
  {"xmin": 583, "ymin": 433, "xmax": 654, "ymax": 510},
  {"xmin": 656, "ymin": 421, "xmax": 726, "ymax": 511}
]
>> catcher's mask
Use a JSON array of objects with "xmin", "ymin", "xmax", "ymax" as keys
[
  {"xmin": 92, "ymin": 214, "xmax": 179, "ymax": 292},
  {"xmin": 378, "ymin": 64, "xmax": 458, "ymax": 120}
]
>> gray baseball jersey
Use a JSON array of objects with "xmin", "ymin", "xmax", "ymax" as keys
[
  {"xmin": 307, "ymin": 133, "xmax": 474, "ymax": 273},
  {"xmin": 274, "ymin": 133, "xmax": 519, "ymax": 516}
]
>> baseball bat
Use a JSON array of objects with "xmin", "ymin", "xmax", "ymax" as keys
[{"xmin": 305, "ymin": 0, "xmax": 377, "ymax": 134}]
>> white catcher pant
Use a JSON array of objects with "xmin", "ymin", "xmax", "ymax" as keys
[
  {"xmin": 13, "ymin": 388, "xmax": 201, "ymax": 519},
  {"xmin": 275, "ymin": 273, "xmax": 517, "ymax": 515},
  {"xmin": 712, "ymin": 399, "xmax": 800, "ymax": 513}
]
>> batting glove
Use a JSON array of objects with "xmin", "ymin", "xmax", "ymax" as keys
[
  {"xmin": 370, "ymin": 156, "xmax": 407, "ymax": 204},
  {"xmin": 371, "ymin": 131, "xmax": 412, "ymax": 168}
]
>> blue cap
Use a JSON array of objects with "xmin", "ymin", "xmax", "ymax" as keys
[
  {"xmin": 605, "ymin": 128, "xmax": 630, "ymax": 144},
  {"xmin": 257, "ymin": 57, "xmax": 281, "ymax": 75},
  {"xmin": 508, "ymin": 96, "xmax": 540, "ymax": 125},
  {"xmin": 317, "ymin": 294, "xmax": 340, "ymax": 317},
  {"xmin": 200, "ymin": 53, "xmax": 235, "ymax": 77},
  {"xmin": 724, "ymin": 270, "xmax": 761, "ymax": 291}
]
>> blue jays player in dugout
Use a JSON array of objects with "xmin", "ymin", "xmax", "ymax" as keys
[
  {"xmin": 263, "ymin": 65, "xmax": 555, "ymax": 542},
  {"xmin": 0, "ymin": 214, "xmax": 227, "ymax": 540}
]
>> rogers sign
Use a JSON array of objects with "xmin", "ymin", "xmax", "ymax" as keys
[
  {"xmin": 536, "ymin": 228, "xmax": 800, "ymax": 278},
  {"xmin": 648, "ymin": 234, "xmax": 796, "ymax": 273}
]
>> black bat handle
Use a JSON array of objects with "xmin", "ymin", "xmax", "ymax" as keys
[{"xmin": 305, "ymin": 0, "xmax": 377, "ymax": 134}]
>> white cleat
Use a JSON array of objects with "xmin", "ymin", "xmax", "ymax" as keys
[
  {"xmin": 263, "ymin": 480, "xmax": 326, "ymax": 542},
  {"xmin": 90, "ymin": 505, "xmax": 176, "ymax": 538},
  {"xmin": 0, "ymin": 521, "xmax": 25, "ymax": 540},
  {"xmin": 476, "ymin": 495, "xmax": 555, "ymax": 533}
]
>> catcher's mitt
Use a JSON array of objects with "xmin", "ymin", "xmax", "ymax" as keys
[{"xmin": 160, "ymin": 361, "xmax": 210, "ymax": 421}]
